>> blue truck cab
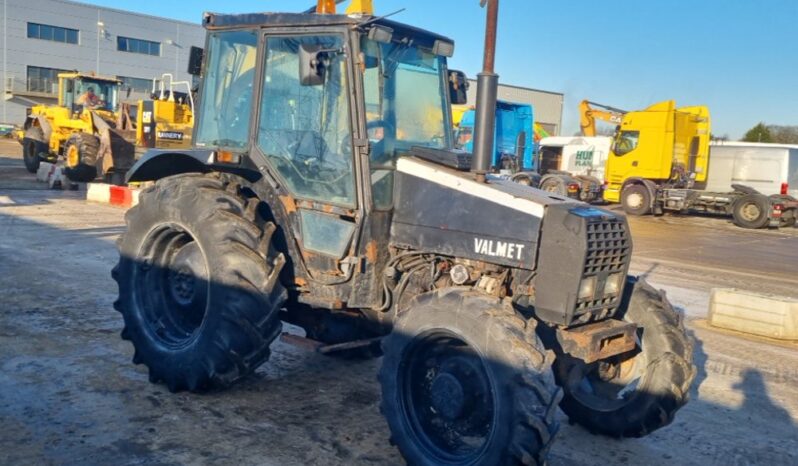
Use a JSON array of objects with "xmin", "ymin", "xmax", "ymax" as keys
[{"xmin": 456, "ymin": 100, "xmax": 535, "ymax": 173}]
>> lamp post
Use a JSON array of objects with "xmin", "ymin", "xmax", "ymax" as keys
[{"xmin": 96, "ymin": 17, "xmax": 105, "ymax": 74}]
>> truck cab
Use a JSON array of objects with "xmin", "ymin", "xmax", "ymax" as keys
[{"xmin": 603, "ymin": 100, "xmax": 710, "ymax": 203}]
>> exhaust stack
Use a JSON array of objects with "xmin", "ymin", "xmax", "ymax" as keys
[{"xmin": 471, "ymin": 0, "xmax": 500, "ymax": 183}]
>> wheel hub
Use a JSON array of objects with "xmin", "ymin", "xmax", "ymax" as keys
[
  {"xmin": 626, "ymin": 192, "xmax": 643, "ymax": 209},
  {"xmin": 168, "ymin": 242, "xmax": 205, "ymax": 308},
  {"xmin": 135, "ymin": 225, "xmax": 210, "ymax": 348},
  {"xmin": 741, "ymin": 203, "xmax": 761, "ymax": 222},
  {"xmin": 430, "ymin": 372, "xmax": 465, "ymax": 420},
  {"xmin": 400, "ymin": 333, "xmax": 495, "ymax": 461},
  {"xmin": 67, "ymin": 145, "xmax": 80, "ymax": 168}
]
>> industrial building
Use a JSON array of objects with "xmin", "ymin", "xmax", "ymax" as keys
[
  {"xmin": 466, "ymin": 79, "xmax": 564, "ymax": 136},
  {"xmin": 1, "ymin": 0, "xmax": 564, "ymax": 136},
  {"xmin": 0, "ymin": 0, "xmax": 205, "ymax": 125}
]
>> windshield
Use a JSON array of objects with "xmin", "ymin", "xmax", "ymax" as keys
[
  {"xmin": 195, "ymin": 30, "xmax": 259, "ymax": 149},
  {"xmin": 362, "ymin": 37, "xmax": 451, "ymax": 208},
  {"xmin": 74, "ymin": 78, "xmax": 119, "ymax": 112}
]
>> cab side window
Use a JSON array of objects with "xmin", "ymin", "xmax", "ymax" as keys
[
  {"xmin": 257, "ymin": 35, "xmax": 355, "ymax": 207},
  {"xmin": 614, "ymin": 130, "xmax": 640, "ymax": 156}
]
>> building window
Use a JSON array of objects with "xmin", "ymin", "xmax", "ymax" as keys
[
  {"xmin": 119, "ymin": 76, "xmax": 155, "ymax": 93},
  {"xmin": 27, "ymin": 66, "xmax": 68, "ymax": 93},
  {"xmin": 27, "ymin": 23, "xmax": 79, "ymax": 44},
  {"xmin": 117, "ymin": 36, "xmax": 161, "ymax": 56}
]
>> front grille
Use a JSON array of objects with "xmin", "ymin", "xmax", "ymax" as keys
[{"xmin": 575, "ymin": 217, "xmax": 631, "ymax": 322}]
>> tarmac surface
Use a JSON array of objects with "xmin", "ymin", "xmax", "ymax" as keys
[{"xmin": 1, "ymin": 138, "xmax": 796, "ymax": 465}]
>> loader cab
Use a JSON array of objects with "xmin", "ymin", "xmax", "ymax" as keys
[
  {"xmin": 191, "ymin": 12, "xmax": 458, "ymax": 297},
  {"xmin": 59, "ymin": 73, "xmax": 121, "ymax": 116}
]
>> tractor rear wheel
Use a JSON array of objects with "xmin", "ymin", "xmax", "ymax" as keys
[
  {"xmin": 113, "ymin": 173, "xmax": 287, "ymax": 392},
  {"xmin": 553, "ymin": 278, "xmax": 695, "ymax": 437},
  {"xmin": 63, "ymin": 133, "xmax": 100, "ymax": 182},
  {"xmin": 380, "ymin": 289, "xmax": 561, "ymax": 465},
  {"xmin": 22, "ymin": 126, "xmax": 47, "ymax": 173}
]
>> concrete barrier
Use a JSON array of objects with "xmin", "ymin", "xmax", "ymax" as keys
[
  {"xmin": 86, "ymin": 183, "xmax": 139, "ymax": 208},
  {"xmin": 709, "ymin": 288, "xmax": 798, "ymax": 341}
]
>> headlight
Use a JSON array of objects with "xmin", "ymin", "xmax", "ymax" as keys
[
  {"xmin": 604, "ymin": 273, "xmax": 625, "ymax": 296},
  {"xmin": 578, "ymin": 276, "xmax": 597, "ymax": 300}
]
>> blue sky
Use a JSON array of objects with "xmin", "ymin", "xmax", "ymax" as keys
[{"xmin": 81, "ymin": 0, "xmax": 797, "ymax": 138}]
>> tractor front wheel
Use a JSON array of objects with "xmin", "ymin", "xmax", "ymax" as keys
[
  {"xmin": 380, "ymin": 289, "xmax": 561, "ymax": 465},
  {"xmin": 553, "ymin": 278, "xmax": 696, "ymax": 437}
]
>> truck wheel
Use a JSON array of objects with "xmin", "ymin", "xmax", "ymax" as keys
[
  {"xmin": 380, "ymin": 289, "xmax": 561, "ymax": 465},
  {"xmin": 540, "ymin": 176, "xmax": 568, "ymax": 196},
  {"xmin": 112, "ymin": 173, "xmax": 287, "ymax": 392},
  {"xmin": 780, "ymin": 216, "xmax": 796, "ymax": 228},
  {"xmin": 732, "ymin": 194, "xmax": 770, "ymax": 229},
  {"xmin": 621, "ymin": 184, "xmax": 652, "ymax": 216},
  {"xmin": 22, "ymin": 126, "xmax": 47, "ymax": 173},
  {"xmin": 63, "ymin": 133, "xmax": 100, "ymax": 182},
  {"xmin": 553, "ymin": 278, "xmax": 696, "ymax": 438}
]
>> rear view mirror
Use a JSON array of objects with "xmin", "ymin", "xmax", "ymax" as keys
[
  {"xmin": 299, "ymin": 44, "xmax": 332, "ymax": 86},
  {"xmin": 449, "ymin": 70, "xmax": 469, "ymax": 105},
  {"xmin": 188, "ymin": 46, "xmax": 204, "ymax": 76}
]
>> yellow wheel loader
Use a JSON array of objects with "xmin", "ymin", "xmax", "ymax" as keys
[{"xmin": 20, "ymin": 72, "xmax": 194, "ymax": 183}]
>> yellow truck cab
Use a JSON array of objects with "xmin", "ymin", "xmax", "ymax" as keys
[{"xmin": 603, "ymin": 100, "xmax": 711, "ymax": 204}]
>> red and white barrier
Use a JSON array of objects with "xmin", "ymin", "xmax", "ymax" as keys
[{"xmin": 86, "ymin": 183, "xmax": 139, "ymax": 208}]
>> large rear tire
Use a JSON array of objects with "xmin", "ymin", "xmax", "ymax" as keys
[
  {"xmin": 380, "ymin": 289, "xmax": 561, "ymax": 465},
  {"xmin": 112, "ymin": 173, "xmax": 287, "ymax": 392},
  {"xmin": 22, "ymin": 126, "xmax": 47, "ymax": 173},
  {"xmin": 553, "ymin": 278, "xmax": 696, "ymax": 437},
  {"xmin": 63, "ymin": 133, "xmax": 100, "ymax": 182}
]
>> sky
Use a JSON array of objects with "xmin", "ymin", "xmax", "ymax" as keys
[{"xmin": 78, "ymin": 0, "xmax": 798, "ymax": 139}]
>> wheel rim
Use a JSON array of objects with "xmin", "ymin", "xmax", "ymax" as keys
[
  {"xmin": 625, "ymin": 192, "xmax": 644, "ymax": 210},
  {"xmin": 134, "ymin": 224, "xmax": 210, "ymax": 348},
  {"xmin": 543, "ymin": 182, "xmax": 558, "ymax": 193},
  {"xmin": 740, "ymin": 202, "xmax": 762, "ymax": 222},
  {"xmin": 399, "ymin": 331, "xmax": 495, "ymax": 463},
  {"xmin": 66, "ymin": 145, "xmax": 80, "ymax": 168},
  {"xmin": 564, "ymin": 338, "xmax": 647, "ymax": 412},
  {"xmin": 516, "ymin": 177, "xmax": 532, "ymax": 186}
]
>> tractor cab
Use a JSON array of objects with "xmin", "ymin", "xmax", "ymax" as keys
[{"xmin": 58, "ymin": 72, "xmax": 121, "ymax": 117}]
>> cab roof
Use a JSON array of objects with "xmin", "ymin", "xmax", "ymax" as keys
[
  {"xmin": 57, "ymin": 72, "xmax": 122, "ymax": 84},
  {"xmin": 202, "ymin": 12, "xmax": 454, "ymax": 51}
]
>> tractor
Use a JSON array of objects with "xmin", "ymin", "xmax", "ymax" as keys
[{"xmin": 112, "ymin": 2, "xmax": 695, "ymax": 464}]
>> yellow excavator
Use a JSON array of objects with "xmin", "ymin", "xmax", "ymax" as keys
[
  {"xmin": 578, "ymin": 100, "xmax": 626, "ymax": 137},
  {"xmin": 20, "ymin": 72, "xmax": 194, "ymax": 183}
]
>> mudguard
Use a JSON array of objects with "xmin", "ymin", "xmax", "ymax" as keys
[{"xmin": 125, "ymin": 149, "xmax": 261, "ymax": 183}]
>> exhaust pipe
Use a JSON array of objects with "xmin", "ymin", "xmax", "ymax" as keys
[{"xmin": 471, "ymin": 0, "xmax": 500, "ymax": 183}]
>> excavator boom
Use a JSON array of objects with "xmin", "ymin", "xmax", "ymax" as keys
[{"xmin": 579, "ymin": 100, "xmax": 626, "ymax": 136}]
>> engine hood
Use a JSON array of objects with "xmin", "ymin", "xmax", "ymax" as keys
[{"xmin": 390, "ymin": 156, "xmax": 584, "ymax": 270}]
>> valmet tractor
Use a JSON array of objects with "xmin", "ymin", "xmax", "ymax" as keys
[{"xmin": 113, "ymin": 2, "xmax": 695, "ymax": 464}]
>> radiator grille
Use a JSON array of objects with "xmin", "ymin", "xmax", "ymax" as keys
[{"xmin": 574, "ymin": 217, "xmax": 631, "ymax": 322}]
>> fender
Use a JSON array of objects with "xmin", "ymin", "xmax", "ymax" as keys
[
  {"xmin": 125, "ymin": 149, "xmax": 262, "ymax": 183},
  {"xmin": 622, "ymin": 177, "xmax": 658, "ymax": 208}
]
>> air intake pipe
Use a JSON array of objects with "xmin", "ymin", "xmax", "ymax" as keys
[{"xmin": 471, "ymin": 0, "xmax": 500, "ymax": 183}]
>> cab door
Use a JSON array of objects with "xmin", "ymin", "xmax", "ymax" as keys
[{"xmin": 254, "ymin": 33, "xmax": 363, "ymax": 281}]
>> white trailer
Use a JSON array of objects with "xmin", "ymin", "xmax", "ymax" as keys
[{"xmin": 656, "ymin": 142, "xmax": 798, "ymax": 228}]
